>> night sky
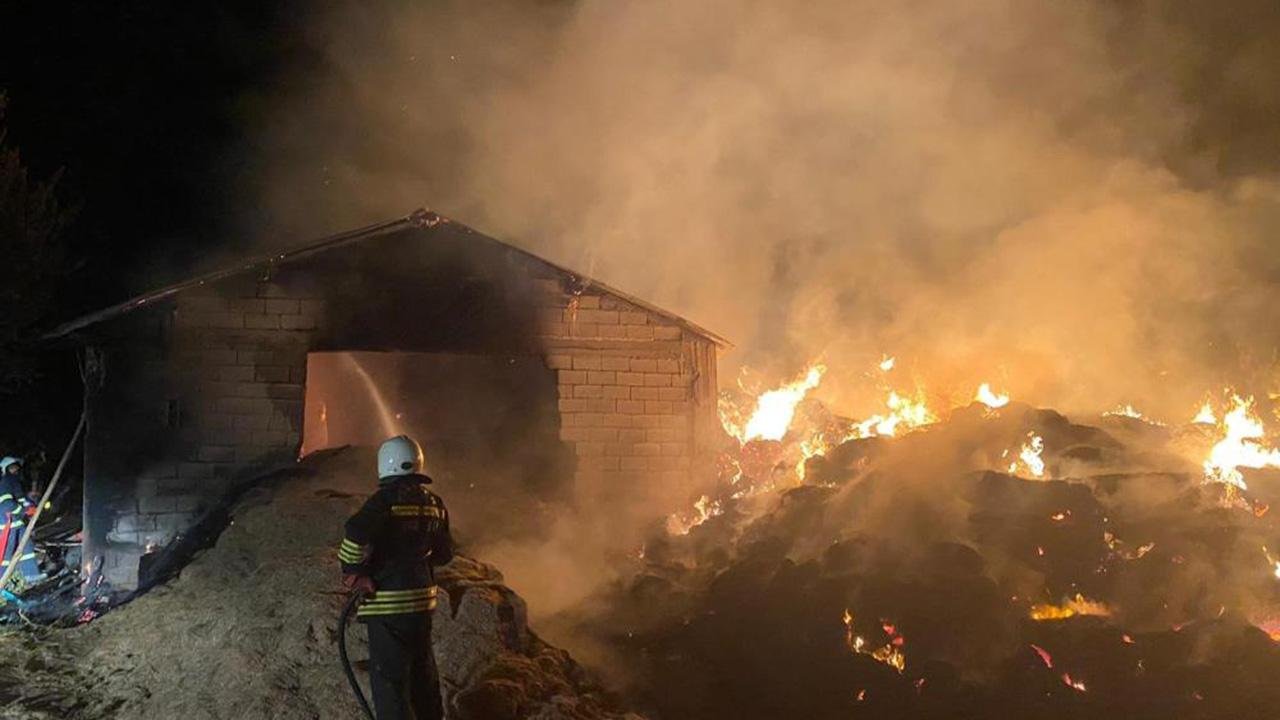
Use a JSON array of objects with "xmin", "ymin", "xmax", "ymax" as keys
[{"xmin": 0, "ymin": 2, "xmax": 310, "ymax": 312}]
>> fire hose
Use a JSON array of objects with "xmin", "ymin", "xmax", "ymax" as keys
[{"xmin": 338, "ymin": 588, "xmax": 376, "ymax": 720}]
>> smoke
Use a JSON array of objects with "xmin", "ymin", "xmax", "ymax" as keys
[{"xmin": 249, "ymin": 0, "xmax": 1280, "ymax": 422}]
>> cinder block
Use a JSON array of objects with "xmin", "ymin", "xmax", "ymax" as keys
[
  {"xmin": 253, "ymin": 430, "xmax": 291, "ymax": 446},
  {"xmin": 643, "ymin": 373, "xmax": 672, "ymax": 387},
  {"xmin": 625, "ymin": 326, "xmax": 655, "ymax": 340},
  {"xmin": 646, "ymin": 428, "xmax": 681, "ymax": 443},
  {"xmin": 217, "ymin": 397, "xmax": 258, "ymax": 415},
  {"xmin": 617, "ymin": 400, "xmax": 645, "ymax": 415},
  {"xmin": 619, "ymin": 312, "xmax": 648, "ymax": 325},
  {"xmin": 649, "ymin": 455, "xmax": 690, "ymax": 471},
  {"xmin": 572, "ymin": 355, "xmax": 602, "ymax": 371},
  {"xmin": 579, "ymin": 456, "xmax": 619, "ymax": 472},
  {"xmin": 578, "ymin": 310, "xmax": 619, "ymax": 325},
  {"xmin": 574, "ymin": 295, "xmax": 601, "ymax": 309},
  {"xmin": 575, "ymin": 442, "xmax": 604, "ymax": 457},
  {"xmin": 619, "ymin": 429, "xmax": 647, "ymax": 443},
  {"xmin": 659, "ymin": 386, "xmax": 688, "ymax": 401},
  {"xmin": 587, "ymin": 428, "xmax": 619, "ymax": 442},
  {"xmin": 601, "ymin": 357, "xmax": 631, "ymax": 371},
  {"xmin": 281, "ymin": 314, "xmax": 317, "ymax": 330},
  {"xmin": 653, "ymin": 326, "xmax": 682, "ymax": 340},
  {"xmin": 267, "ymin": 384, "xmax": 305, "ymax": 401},
  {"xmin": 587, "ymin": 371, "xmax": 616, "ymax": 385},
  {"xmin": 538, "ymin": 321, "xmax": 567, "ymax": 337},
  {"xmin": 634, "ymin": 443, "xmax": 661, "ymax": 456},
  {"xmin": 573, "ymin": 385, "xmax": 604, "ymax": 399},
  {"xmin": 630, "ymin": 358, "xmax": 657, "ymax": 372},
  {"xmin": 237, "ymin": 350, "xmax": 274, "ymax": 365},
  {"xmin": 560, "ymin": 427, "xmax": 591, "ymax": 443},
  {"xmin": 264, "ymin": 299, "xmax": 300, "ymax": 315},
  {"xmin": 568, "ymin": 322, "xmax": 600, "ymax": 337},
  {"xmin": 658, "ymin": 414, "xmax": 689, "ymax": 429},
  {"xmin": 255, "ymin": 366, "xmax": 290, "ymax": 383},
  {"xmin": 620, "ymin": 456, "xmax": 648, "ymax": 471},
  {"xmin": 244, "ymin": 314, "xmax": 281, "ymax": 330},
  {"xmin": 656, "ymin": 358, "xmax": 681, "ymax": 373},
  {"xmin": 214, "ymin": 365, "xmax": 255, "ymax": 382},
  {"xmin": 602, "ymin": 386, "xmax": 630, "ymax": 400},
  {"xmin": 299, "ymin": 300, "xmax": 325, "ymax": 316},
  {"xmin": 598, "ymin": 325, "xmax": 627, "ymax": 339},
  {"xmin": 558, "ymin": 398, "xmax": 591, "ymax": 413},
  {"xmin": 616, "ymin": 372, "xmax": 645, "ymax": 386},
  {"xmin": 558, "ymin": 370, "xmax": 588, "ymax": 385},
  {"xmin": 204, "ymin": 349, "xmax": 238, "ymax": 366},
  {"xmin": 631, "ymin": 387, "xmax": 659, "ymax": 400},
  {"xmin": 661, "ymin": 443, "xmax": 689, "ymax": 456},
  {"xmin": 599, "ymin": 414, "xmax": 633, "ymax": 428},
  {"xmin": 230, "ymin": 298, "xmax": 266, "ymax": 314},
  {"xmin": 645, "ymin": 400, "xmax": 674, "ymax": 414}
]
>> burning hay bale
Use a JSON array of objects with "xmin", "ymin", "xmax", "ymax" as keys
[{"xmin": 556, "ymin": 376, "xmax": 1280, "ymax": 720}]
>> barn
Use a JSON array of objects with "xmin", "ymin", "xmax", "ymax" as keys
[{"xmin": 47, "ymin": 209, "xmax": 726, "ymax": 589}]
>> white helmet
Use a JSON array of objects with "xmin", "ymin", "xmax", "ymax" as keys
[
  {"xmin": 0, "ymin": 457, "xmax": 21, "ymax": 475},
  {"xmin": 378, "ymin": 435, "xmax": 425, "ymax": 480}
]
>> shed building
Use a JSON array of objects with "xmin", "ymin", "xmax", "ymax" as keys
[{"xmin": 48, "ymin": 210, "xmax": 726, "ymax": 589}]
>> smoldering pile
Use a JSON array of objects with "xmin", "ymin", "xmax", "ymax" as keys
[{"xmin": 561, "ymin": 401, "xmax": 1280, "ymax": 720}]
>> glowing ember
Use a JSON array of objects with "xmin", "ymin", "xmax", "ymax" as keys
[
  {"xmin": 723, "ymin": 365, "xmax": 825, "ymax": 443},
  {"xmin": 842, "ymin": 609, "xmax": 907, "ymax": 673},
  {"xmin": 1105, "ymin": 404, "xmax": 1144, "ymax": 419},
  {"xmin": 1202, "ymin": 394, "xmax": 1280, "ymax": 490},
  {"xmin": 1029, "ymin": 594, "xmax": 1112, "ymax": 621},
  {"xmin": 1263, "ymin": 546, "xmax": 1280, "ymax": 579},
  {"xmin": 976, "ymin": 383, "xmax": 1010, "ymax": 409},
  {"xmin": 879, "ymin": 355, "xmax": 895, "ymax": 372},
  {"xmin": 1050, "ymin": 510, "xmax": 1070, "ymax": 522},
  {"xmin": 1061, "ymin": 673, "xmax": 1087, "ymax": 692},
  {"xmin": 1103, "ymin": 531, "xmax": 1155, "ymax": 560},
  {"xmin": 1030, "ymin": 644, "xmax": 1053, "ymax": 668},
  {"xmin": 665, "ymin": 494, "xmax": 724, "ymax": 535}
]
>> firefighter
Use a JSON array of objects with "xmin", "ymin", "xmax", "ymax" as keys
[
  {"xmin": 0, "ymin": 457, "xmax": 41, "ymax": 587},
  {"xmin": 339, "ymin": 435, "xmax": 453, "ymax": 720}
]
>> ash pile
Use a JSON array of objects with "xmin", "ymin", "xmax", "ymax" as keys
[
  {"xmin": 0, "ymin": 447, "xmax": 639, "ymax": 720},
  {"xmin": 561, "ymin": 395, "xmax": 1280, "ymax": 720}
]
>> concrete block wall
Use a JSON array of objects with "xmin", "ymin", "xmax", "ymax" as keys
[
  {"xmin": 526, "ymin": 273, "xmax": 718, "ymax": 500},
  {"xmin": 113, "ymin": 278, "xmax": 324, "ymax": 559}
]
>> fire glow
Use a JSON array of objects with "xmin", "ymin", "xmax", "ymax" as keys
[
  {"xmin": 723, "ymin": 365, "xmax": 825, "ymax": 443},
  {"xmin": 1202, "ymin": 394, "xmax": 1280, "ymax": 490},
  {"xmin": 1029, "ymin": 594, "xmax": 1112, "ymax": 621}
]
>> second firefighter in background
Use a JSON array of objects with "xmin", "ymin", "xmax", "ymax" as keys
[{"xmin": 339, "ymin": 435, "xmax": 453, "ymax": 720}]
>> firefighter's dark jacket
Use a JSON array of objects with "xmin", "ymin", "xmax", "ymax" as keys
[{"xmin": 339, "ymin": 474, "xmax": 453, "ymax": 618}]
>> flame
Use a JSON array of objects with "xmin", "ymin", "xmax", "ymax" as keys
[
  {"xmin": 1193, "ymin": 401, "xmax": 1216, "ymax": 425},
  {"xmin": 1029, "ymin": 594, "xmax": 1112, "ymax": 621},
  {"xmin": 1030, "ymin": 644, "xmax": 1053, "ymax": 668},
  {"xmin": 1104, "ymin": 531, "xmax": 1155, "ymax": 560},
  {"xmin": 879, "ymin": 355, "xmax": 895, "ymax": 372},
  {"xmin": 976, "ymin": 383, "xmax": 1010, "ymax": 409},
  {"xmin": 666, "ymin": 494, "xmax": 724, "ymax": 535},
  {"xmin": 842, "ymin": 609, "xmax": 906, "ymax": 673},
  {"xmin": 1202, "ymin": 394, "xmax": 1280, "ymax": 490},
  {"xmin": 722, "ymin": 365, "xmax": 826, "ymax": 443},
  {"xmin": 1007, "ymin": 433, "xmax": 1046, "ymax": 477},
  {"xmin": 852, "ymin": 389, "xmax": 937, "ymax": 439}
]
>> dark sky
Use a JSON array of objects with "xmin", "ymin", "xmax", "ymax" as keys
[
  {"xmin": 2, "ymin": 0, "xmax": 1278, "ymax": 323},
  {"xmin": 0, "ymin": 2, "xmax": 311, "ymax": 310}
]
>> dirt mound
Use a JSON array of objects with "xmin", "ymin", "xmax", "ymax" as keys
[{"xmin": 0, "ymin": 447, "xmax": 637, "ymax": 720}]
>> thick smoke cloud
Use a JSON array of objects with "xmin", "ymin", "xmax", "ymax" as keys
[{"xmin": 249, "ymin": 0, "xmax": 1280, "ymax": 422}]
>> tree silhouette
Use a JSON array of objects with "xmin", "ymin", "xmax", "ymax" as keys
[{"xmin": 0, "ymin": 92, "xmax": 75, "ymax": 394}]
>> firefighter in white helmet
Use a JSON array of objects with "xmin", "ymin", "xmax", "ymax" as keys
[{"xmin": 338, "ymin": 436, "xmax": 452, "ymax": 720}]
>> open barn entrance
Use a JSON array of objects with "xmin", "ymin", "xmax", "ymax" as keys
[{"xmin": 301, "ymin": 351, "xmax": 570, "ymax": 542}]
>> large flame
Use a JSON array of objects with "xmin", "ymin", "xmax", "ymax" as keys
[
  {"xmin": 723, "ymin": 365, "xmax": 826, "ymax": 443},
  {"xmin": 976, "ymin": 383, "xmax": 1010, "ymax": 409},
  {"xmin": 1202, "ymin": 394, "xmax": 1280, "ymax": 490}
]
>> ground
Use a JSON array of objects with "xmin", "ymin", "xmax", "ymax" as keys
[{"xmin": 0, "ymin": 448, "xmax": 636, "ymax": 720}]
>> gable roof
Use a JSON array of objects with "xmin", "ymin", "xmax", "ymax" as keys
[{"xmin": 44, "ymin": 208, "xmax": 730, "ymax": 346}]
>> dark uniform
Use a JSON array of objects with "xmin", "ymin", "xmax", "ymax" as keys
[{"xmin": 339, "ymin": 473, "xmax": 453, "ymax": 720}]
